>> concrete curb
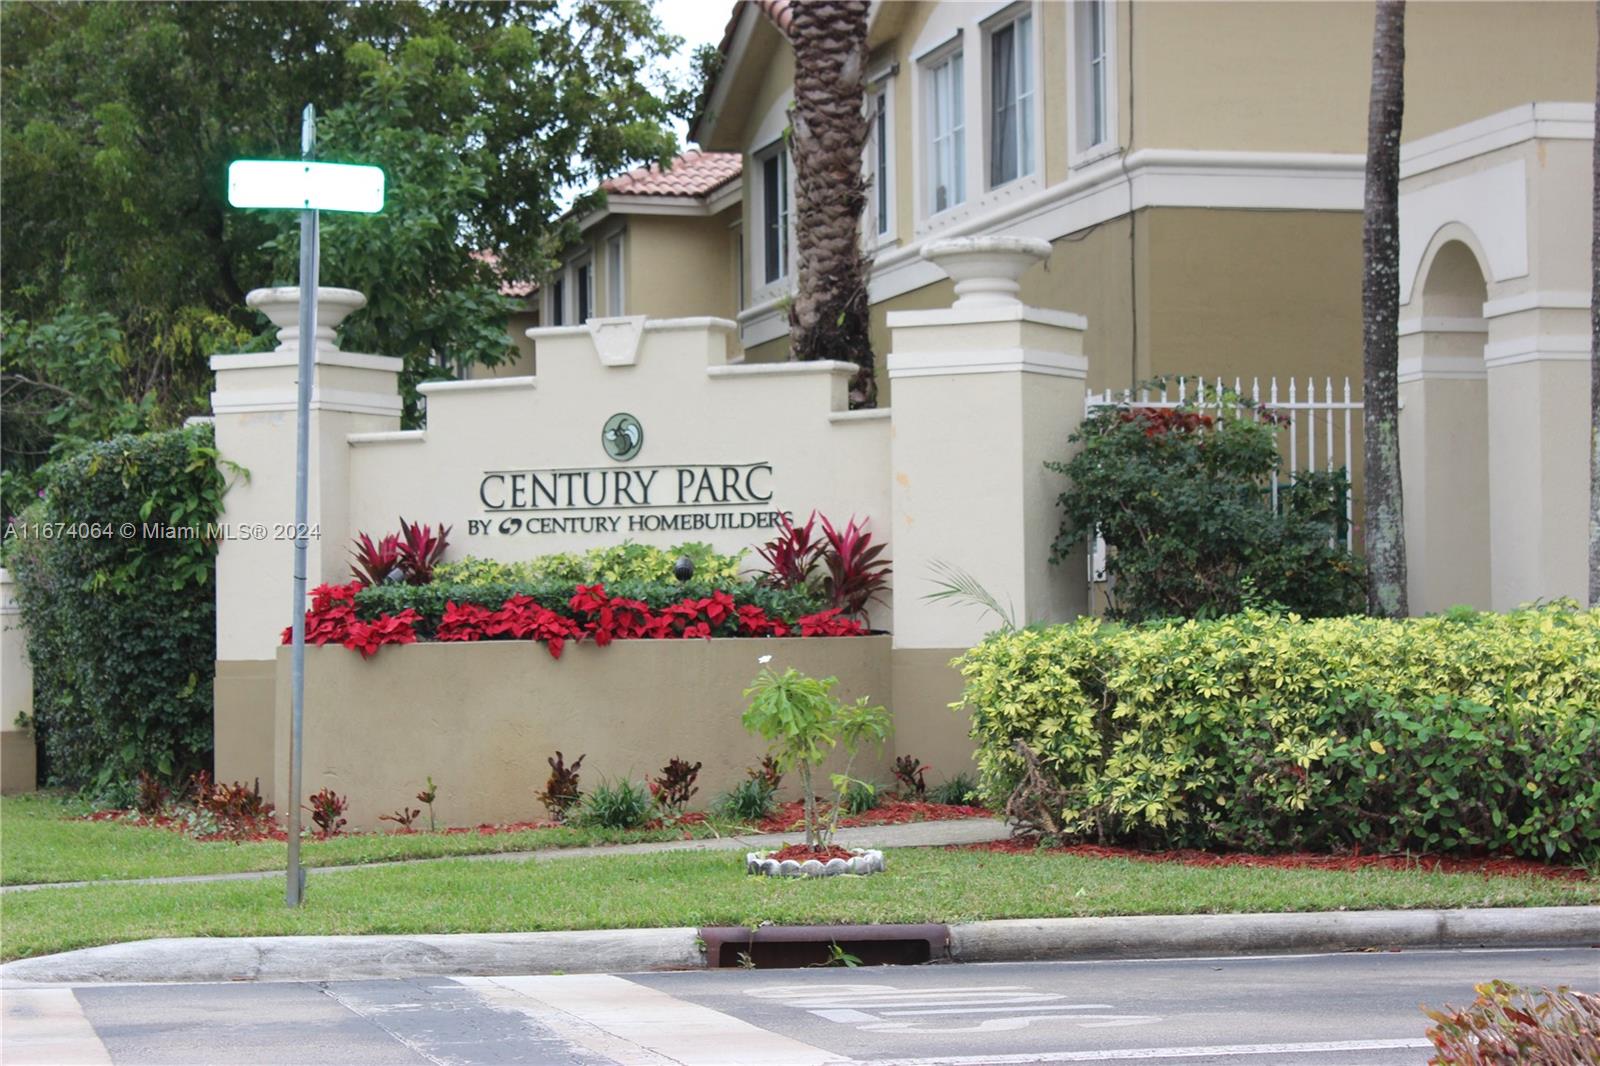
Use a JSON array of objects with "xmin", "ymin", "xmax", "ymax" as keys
[
  {"xmin": 0, "ymin": 929, "xmax": 705, "ymax": 986},
  {"xmin": 3, "ymin": 906, "xmax": 1595, "ymax": 986},
  {"xmin": 946, "ymin": 906, "xmax": 1600, "ymax": 962}
]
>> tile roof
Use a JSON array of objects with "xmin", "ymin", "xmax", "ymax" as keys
[
  {"xmin": 755, "ymin": 0, "xmax": 793, "ymax": 38},
  {"xmin": 470, "ymin": 249, "xmax": 537, "ymax": 298},
  {"xmin": 601, "ymin": 149, "xmax": 742, "ymax": 198}
]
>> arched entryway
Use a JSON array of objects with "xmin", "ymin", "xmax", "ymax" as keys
[{"xmin": 1398, "ymin": 234, "xmax": 1491, "ymax": 612}]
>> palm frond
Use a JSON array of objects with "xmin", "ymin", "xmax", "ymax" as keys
[{"xmin": 922, "ymin": 559, "xmax": 1018, "ymax": 632}]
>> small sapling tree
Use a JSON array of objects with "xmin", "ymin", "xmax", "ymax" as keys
[{"xmin": 741, "ymin": 666, "xmax": 890, "ymax": 850}]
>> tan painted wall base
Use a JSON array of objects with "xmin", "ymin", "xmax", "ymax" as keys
[
  {"xmin": 214, "ymin": 660, "xmax": 278, "ymax": 796},
  {"xmin": 1, "ymin": 567, "xmax": 36, "ymax": 794},
  {"xmin": 890, "ymin": 648, "xmax": 978, "ymax": 780},
  {"xmin": 226, "ymin": 637, "xmax": 984, "ymax": 831},
  {"xmin": 1, "ymin": 729, "xmax": 36, "ymax": 795},
  {"xmin": 271, "ymin": 638, "xmax": 902, "ymax": 831}
]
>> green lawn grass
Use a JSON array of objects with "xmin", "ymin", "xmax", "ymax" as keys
[
  {"xmin": 0, "ymin": 793, "xmax": 715, "ymax": 885},
  {"xmin": 3, "ymin": 847, "xmax": 1595, "ymax": 962}
]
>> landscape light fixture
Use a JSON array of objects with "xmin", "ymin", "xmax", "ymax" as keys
[{"xmin": 227, "ymin": 105, "xmax": 384, "ymax": 907}]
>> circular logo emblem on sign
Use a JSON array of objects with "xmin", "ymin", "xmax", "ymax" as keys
[{"xmin": 602, "ymin": 412, "xmax": 643, "ymax": 462}]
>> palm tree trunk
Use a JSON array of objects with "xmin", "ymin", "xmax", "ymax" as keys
[
  {"xmin": 788, "ymin": 0, "xmax": 877, "ymax": 408},
  {"xmin": 1589, "ymin": 0, "xmax": 1600, "ymax": 606},
  {"xmin": 1361, "ymin": 0, "xmax": 1409, "ymax": 618}
]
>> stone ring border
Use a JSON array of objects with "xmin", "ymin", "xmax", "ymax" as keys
[{"xmin": 746, "ymin": 848, "xmax": 885, "ymax": 877}]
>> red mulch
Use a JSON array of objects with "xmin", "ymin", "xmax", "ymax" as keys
[
  {"xmin": 954, "ymin": 838, "xmax": 1595, "ymax": 882},
  {"xmin": 753, "ymin": 799, "xmax": 990, "ymax": 834},
  {"xmin": 769, "ymin": 843, "xmax": 859, "ymax": 863},
  {"xmin": 85, "ymin": 808, "xmax": 289, "ymax": 843}
]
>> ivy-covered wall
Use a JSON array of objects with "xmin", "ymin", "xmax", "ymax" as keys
[{"xmin": 8, "ymin": 424, "xmax": 229, "ymax": 800}]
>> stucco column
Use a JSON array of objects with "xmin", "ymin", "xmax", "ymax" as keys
[
  {"xmin": 0, "ymin": 568, "xmax": 37, "ymax": 793},
  {"xmin": 887, "ymin": 237, "xmax": 1088, "ymax": 651},
  {"xmin": 1396, "ymin": 322, "xmax": 1490, "ymax": 612},
  {"xmin": 1480, "ymin": 300, "xmax": 1591, "ymax": 609},
  {"xmin": 209, "ymin": 287, "xmax": 402, "ymax": 793}
]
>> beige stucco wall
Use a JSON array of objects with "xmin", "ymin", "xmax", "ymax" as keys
[
  {"xmin": 1399, "ymin": 373, "xmax": 1490, "ymax": 613},
  {"xmin": 756, "ymin": 205, "xmax": 1359, "ymax": 409},
  {"xmin": 344, "ymin": 320, "xmax": 891, "ymax": 579},
  {"xmin": 1404, "ymin": 3, "xmax": 1595, "ymax": 143},
  {"xmin": 213, "ymin": 659, "xmax": 276, "ymax": 791},
  {"xmin": 209, "ymin": 347, "xmax": 404, "ymax": 662},
  {"xmin": 1140, "ymin": 208, "xmax": 1363, "ymax": 386},
  {"xmin": 624, "ymin": 210, "xmax": 740, "ymax": 322},
  {"xmin": 890, "ymin": 647, "xmax": 978, "ymax": 781},
  {"xmin": 1120, "ymin": 2, "xmax": 1591, "ymax": 153},
  {"xmin": 271, "ymin": 637, "xmax": 897, "ymax": 831},
  {"xmin": 1131, "ymin": 1, "xmax": 1369, "ymax": 153},
  {"xmin": 1, "ymin": 568, "xmax": 37, "ymax": 794}
]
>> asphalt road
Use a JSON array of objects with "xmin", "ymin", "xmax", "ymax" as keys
[{"xmin": 3, "ymin": 948, "xmax": 1595, "ymax": 1065}]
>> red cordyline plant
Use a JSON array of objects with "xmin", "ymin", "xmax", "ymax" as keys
[
  {"xmin": 756, "ymin": 511, "xmax": 825, "ymax": 589},
  {"xmin": 349, "ymin": 519, "xmax": 450, "ymax": 587},
  {"xmin": 396, "ymin": 517, "xmax": 450, "ymax": 585},
  {"xmin": 819, "ymin": 514, "xmax": 890, "ymax": 620},
  {"xmin": 350, "ymin": 531, "xmax": 402, "ymax": 586}
]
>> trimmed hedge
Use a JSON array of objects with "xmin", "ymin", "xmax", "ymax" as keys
[
  {"xmin": 8, "ymin": 425, "xmax": 228, "ymax": 800},
  {"xmin": 432, "ymin": 542, "xmax": 746, "ymax": 587},
  {"xmin": 355, "ymin": 577, "xmax": 827, "ymax": 634},
  {"xmin": 957, "ymin": 606, "xmax": 1600, "ymax": 862}
]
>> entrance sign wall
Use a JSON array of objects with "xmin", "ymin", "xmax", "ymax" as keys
[{"xmin": 209, "ymin": 239, "xmax": 1091, "ymax": 827}]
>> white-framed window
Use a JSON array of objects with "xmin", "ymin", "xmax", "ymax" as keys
[
  {"xmin": 549, "ymin": 276, "xmax": 566, "ymax": 326},
  {"xmin": 757, "ymin": 142, "xmax": 790, "ymax": 284},
  {"xmin": 924, "ymin": 46, "xmax": 965, "ymax": 216},
  {"xmin": 986, "ymin": 7, "xmax": 1035, "ymax": 188},
  {"xmin": 574, "ymin": 259, "xmax": 594, "ymax": 324},
  {"xmin": 605, "ymin": 234, "xmax": 624, "ymax": 316},
  {"xmin": 864, "ymin": 76, "xmax": 895, "ymax": 242},
  {"xmin": 1072, "ymin": 0, "xmax": 1116, "ymax": 160}
]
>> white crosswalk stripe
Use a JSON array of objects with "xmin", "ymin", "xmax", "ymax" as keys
[
  {"xmin": 740, "ymin": 980, "xmax": 1159, "ymax": 1035},
  {"xmin": 0, "ymin": 989, "xmax": 113, "ymax": 1066},
  {"xmin": 458, "ymin": 974, "xmax": 848, "ymax": 1065}
]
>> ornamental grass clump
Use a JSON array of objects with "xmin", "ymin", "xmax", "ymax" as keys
[
  {"xmin": 741, "ymin": 667, "xmax": 890, "ymax": 850},
  {"xmin": 958, "ymin": 604, "xmax": 1600, "ymax": 862},
  {"xmin": 576, "ymin": 779, "xmax": 654, "ymax": 830}
]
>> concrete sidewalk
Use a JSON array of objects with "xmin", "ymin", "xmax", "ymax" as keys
[
  {"xmin": 4, "ymin": 907, "xmax": 1596, "ymax": 986},
  {"xmin": 0, "ymin": 817, "xmax": 1010, "ymax": 894}
]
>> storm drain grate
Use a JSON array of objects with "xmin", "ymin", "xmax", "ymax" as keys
[{"xmin": 699, "ymin": 924, "xmax": 950, "ymax": 969}]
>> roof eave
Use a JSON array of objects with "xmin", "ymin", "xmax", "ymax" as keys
[{"xmin": 689, "ymin": 4, "xmax": 761, "ymax": 148}]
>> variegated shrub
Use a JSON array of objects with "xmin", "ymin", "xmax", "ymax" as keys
[{"xmin": 956, "ymin": 605, "xmax": 1600, "ymax": 861}]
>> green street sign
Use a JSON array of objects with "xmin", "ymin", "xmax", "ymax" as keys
[{"xmin": 227, "ymin": 159, "xmax": 385, "ymax": 214}]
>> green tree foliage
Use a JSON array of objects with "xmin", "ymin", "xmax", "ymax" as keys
[
  {"xmin": 6, "ymin": 425, "xmax": 232, "ymax": 801},
  {"xmin": 2, "ymin": 1, "xmax": 691, "ymax": 518},
  {"xmin": 1050, "ymin": 390, "xmax": 1366, "ymax": 621}
]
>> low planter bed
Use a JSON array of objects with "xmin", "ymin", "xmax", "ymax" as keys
[{"xmin": 747, "ymin": 844, "xmax": 885, "ymax": 877}]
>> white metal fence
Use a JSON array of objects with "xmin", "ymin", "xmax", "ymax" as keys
[{"xmin": 1082, "ymin": 376, "xmax": 1364, "ymax": 576}]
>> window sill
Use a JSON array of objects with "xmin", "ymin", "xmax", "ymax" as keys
[
  {"xmin": 914, "ymin": 171, "xmax": 1044, "ymax": 240},
  {"xmin": 1070, "ymin": 141, "xmax": 1123, "ymax": 171}
]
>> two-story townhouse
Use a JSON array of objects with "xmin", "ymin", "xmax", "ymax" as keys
[
  {"xmin": 692, "ymin": 0, "xmax": 1592, "ymax": 400},
  {"xmin": 683, "ymin": 0, "xmax": 1595, "ymax": 612},
  {"xmin": 476, "ymin": 150, "xmax": 744, "ymax": 379}
]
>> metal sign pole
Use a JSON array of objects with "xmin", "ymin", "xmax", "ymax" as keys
[{"xmin": 286, "ymin": 103, "xmax": 319, "ymax": 908}]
